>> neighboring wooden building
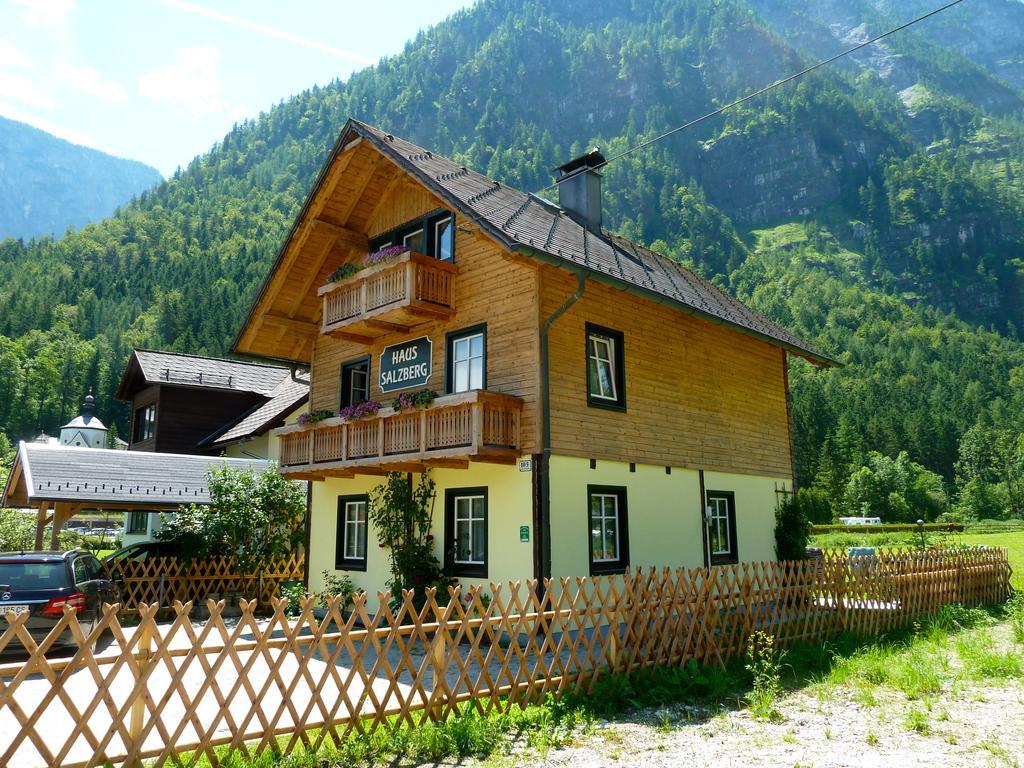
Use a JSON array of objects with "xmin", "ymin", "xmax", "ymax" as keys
[
  {"xmin": 233, "ymin": 119, "xmax": 836, "ymax": 597},
  {"xmin": 114, "ymin": 349, "xmax": 308, "ymax": 543}
]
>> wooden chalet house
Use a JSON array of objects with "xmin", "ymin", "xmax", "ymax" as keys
[
  {"xmin": 113, "ymin": 349, "xmax": 308, "ymax": 543},
  {"xmin": 234, "ymin": 119, "xmax": 835, "ymax": 597}
]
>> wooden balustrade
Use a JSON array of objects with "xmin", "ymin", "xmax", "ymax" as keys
[
  {"xmin": 277, "ymin": 390, "xmax": 522, "ymax": 476},
  {"xmin": 318, "ymin": 251, "xmax": 457, "ymax": 340}
]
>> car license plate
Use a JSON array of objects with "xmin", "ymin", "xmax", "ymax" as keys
[{"xmin": 1, "ymin": 605, "xmax": 29, "ymax": 616}]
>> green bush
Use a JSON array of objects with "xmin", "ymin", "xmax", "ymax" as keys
[
  {"xmin": 810, "ymin": 522, "xmax": 963, "ymax": 534},
  {"xmin": 775, "ymin": 494, "xmax": 811, "ymax": 560}
]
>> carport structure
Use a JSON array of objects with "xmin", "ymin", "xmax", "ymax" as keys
[{"xmin": 1, "ymin": 442, "xmax": 269, "ymax": 550}]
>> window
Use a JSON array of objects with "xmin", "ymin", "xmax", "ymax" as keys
[
  {"xmin": 432, "ymin": 215, "xmax": 454, "ymax": 261},
  {"xmin": 340, "ymin": 357, "xmax": 370, "ymax": 408},
  {"xmin": 585, "ymin": 324, "xmax": 625, "ymax": 410},
  {"xmin": 446, "ymin": 325, "xmax": 486, "ymax": 393},
  {"xmin": 127, "ymin": 511, "xmax": 149, "ymax": 535},
  {"xmin": 588, "ymin": 486, "xmax": 629, "ymax": 575},
  {"xmin": 335, "ymin": 495, "xmax": 368, "ymax": 570},
  {"xmin": 444, "ymin": 488, "xmax": 487, "ymax": 577},
  {"xmin": 73, "ymin": 558, "xmax": 89, "ymax": 585},
  {"xmin": 369, "ymin": 210, "xmax": 457, "ymax": 261},
  {"xmin": 134, "ymin": 403, "xmax": 156, "ymax": 442},
  {"xmin": 706, "ymin": 491, "xmax": 738, "ymax": 566}
]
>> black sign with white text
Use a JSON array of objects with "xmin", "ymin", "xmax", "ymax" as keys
[{"xmin": 379, "ymin": 336, "xmax": 432, "ymax": 393}]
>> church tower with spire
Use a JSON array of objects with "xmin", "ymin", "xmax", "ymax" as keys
[{"xmin": 59, "ymin": 388, "xmax": 109, "ymax": 448}]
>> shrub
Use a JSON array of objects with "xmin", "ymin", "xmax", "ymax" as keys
[
  {"xmin": 745, "ymin": 632, "xmax": 784, "ymax": 721},
  {"xmin": 775, "ymin": 494, "xmax": 810, "ymax": 560},
  {"xmin": 327, "ymin": 262, "xmax": 360, "ymax": 283},
  {"xmin": 319, "ymin": 570, "xmax": 357, "ymax": 609},
  {"xmin": 810, "ymin": 522, "xmax": 963, "ymax": 534},
  {"xmin": 156, "ymin": 465, "xmax": 305, "ymax": 572}
]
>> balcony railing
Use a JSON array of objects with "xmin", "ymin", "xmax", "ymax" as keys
[
  {"xmin": 318, "ymin": 251, "xmax": 457, "ymax": 340},
  {"xmin": 276, "ymin": 390, "xmax": 522, "ymax": 476}
]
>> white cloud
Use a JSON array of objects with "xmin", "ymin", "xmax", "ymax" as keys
[
  {"xmin": 57, "ymin": 63, "xmax": 127, "ymax": 102},
  {"xmin": 137, "ymin": 46, "xmax": 224, "ymax": 122},
  {"xmin": 11, "ymin": 0, "xmax": 76, "ymax": 27},
  {"xmin": 0, "ymin": 100, "xmax": 98, "ymax": 148},
  {"xmin": 0, "ymin": 71, "xmax": 55, "ymax": 109},
  {"xmin": 159, "ymin": 0, "xmax": 373, "ymax": 65},
  {"xmin": 0, "ymin": 38, "xmax": 33, "ymax": 69}
]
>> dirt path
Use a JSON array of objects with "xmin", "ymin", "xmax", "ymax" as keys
[{"xmin": 505, "ymin": 680, "xmax": 1024, "ymax": 768}]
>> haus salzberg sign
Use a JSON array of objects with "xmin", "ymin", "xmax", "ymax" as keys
[{"xmin": 379, "ymin": 336, "xmax": 432, "ymax": 393}]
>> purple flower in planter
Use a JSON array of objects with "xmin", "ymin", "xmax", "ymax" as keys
[
  {"xmin": 338, "ymin": 400, "xmax": 382, "ymax": 422},
  {"xmin": 364, "ymin": 245, "xmax": 411, "ymax": 267}
]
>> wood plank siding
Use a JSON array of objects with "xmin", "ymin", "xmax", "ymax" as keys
[
  {"xmin": 541, "ymin": 266, "xmax": 793, "ymax": 477},
  {"xmin": 309, "ymin": 189, "xmax": 542, "ymax": 455}
]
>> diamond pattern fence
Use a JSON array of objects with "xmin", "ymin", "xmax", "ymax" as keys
[{"xmin": 0, "ymin": 547, "xmax": 1012, "ymax": 768}]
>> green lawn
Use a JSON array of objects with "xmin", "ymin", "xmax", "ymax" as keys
[
  {"xmin": 809, "ymin": 529, "xmax": 1024, "ymax": 590},
  {"xmin": 961, "ymin": 531, "xmax": 1024, "ymax": 590}
]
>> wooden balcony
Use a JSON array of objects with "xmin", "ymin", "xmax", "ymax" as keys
[
  {"xmin": 318, "ymin": 251, "xmax": 457, "ymax": 342},
  {"xmin": 276, "ymin": 390, "xmax": 523, "ymax": 478}
]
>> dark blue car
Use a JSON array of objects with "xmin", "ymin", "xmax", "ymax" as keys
[{"xmin": 0, "ymin": 550, "xmax": 118, "ymax": 653}]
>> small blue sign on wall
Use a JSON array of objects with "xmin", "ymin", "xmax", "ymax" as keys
[{"xmin": 379, "ymin": 336, "xmax": 432, "ymax": 393}]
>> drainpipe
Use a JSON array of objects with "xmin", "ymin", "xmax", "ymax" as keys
[{"xmin": 535, "ymin": 271, "xmax": 587, "ymax": 584}]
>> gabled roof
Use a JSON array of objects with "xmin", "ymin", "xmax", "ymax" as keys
[
  {"xmin": 235, "ymin": 118, "xmax": 835, "ymax": 366},
  {"xmin": 1, "ymin": 442, "xmax": 271, "ymax": 509},
  {"xmin": 201, "ymin": 372, "xmax": 309, "ymax": 449},
  {"xmin": 116, "ymin": 349, "xmax": 294, "ymax": 401}
]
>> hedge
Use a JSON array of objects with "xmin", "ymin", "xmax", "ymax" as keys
[{"xmin": 810, "ymin": 523, "xmax": 964, "ymax": 534}]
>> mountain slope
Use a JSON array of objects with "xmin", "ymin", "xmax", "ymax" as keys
[
  {"xmin": 0, "ymin": 116, "xmax": 162, "ymax": 240},
  {"xmin": 0, "ymin": 0, "xmax": 1023, "ymax": 498}
]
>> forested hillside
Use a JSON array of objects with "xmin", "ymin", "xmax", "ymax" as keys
[
  {"xmin": 2, "ymin": 0, "xmax": 1024, "ymax": 519},
  {"xmin": 0, "ymin": 116, "xmax": 161, "ymax": 241}
]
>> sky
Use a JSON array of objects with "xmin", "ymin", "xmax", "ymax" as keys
[{"xmin": 0, "ymin": 0, "xmax": 475, "ymax": 176}]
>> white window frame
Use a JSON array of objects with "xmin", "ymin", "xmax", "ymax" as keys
[
  {"xmin": 343, "ymin": 500, "xmax": 367, "ymax": 561},
  {"xmin": 708, "ymin": 496, "xmax": 731, "ymax": 556},
  {"xmin": 453, "ymin": 495, "xmax": 486, "ymax": 566},
  {"xmin": 590, "ymin": 493, "xmax": 620, "ymax": 563},
  {"xmin": 588, "ymin": 334, "xmax": 618, "ymax": 401},
  {"xmin": 433, "ymin": 215, "xmax": 454, "ymax": 261},
  {"xmin": 402, "ymin": 227, "xmax": 424, "ymax": 251},
  {"xmin": 450, "ymin": 331, "xmax": 484, "ymax": 393}
]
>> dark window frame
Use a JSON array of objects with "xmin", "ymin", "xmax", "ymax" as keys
[
  {"xmin": 335, "ymin": 494, "xmax": 369, "ymax": 571},
  {"xmin": 444, "ymin": 486, "xmax": 488, "ymax": 578},
  {"xmin": 127, "ymin": 510, "xmax": 149, "ymax": 535},
  {"xmin": 585, "ymin": 323, "xmax": 626, "ymax": 411},
  {"xmin": 705, "ymin": 490, "xmax": 738, "ymax": 566},
  {"xmin": 445, "ymin": 323, "xmax": 487, "ymax": 394},
  {"xmin": 369, "ymin": 209, "xmax": 456, "ymax": 262},
  {"xmin": 339, "ymin": 355, "xmax": 372, "ymax": 409},
  {"xmin": 587, "ymin": 484, "xmax": 629, "ymax": 575},
  {"xmin": 133, "ymin": 403, "xmax": 156, "ymax": 442}
]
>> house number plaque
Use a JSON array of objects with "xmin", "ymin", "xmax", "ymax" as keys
[{"xmin": 379, "ymin": 336, "xmax": 432, "ymax": 393}]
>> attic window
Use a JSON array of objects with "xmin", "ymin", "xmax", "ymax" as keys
[{"xmin": 369, "ymin": 210, "xmax": 455, "ymax": 262}]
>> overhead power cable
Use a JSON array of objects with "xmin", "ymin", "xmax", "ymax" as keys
[
  {"xmin": 462, "ymin": 0, "xmax": 967, "ymax": 226},
  {"xmin": 578, "ymin": 0, "xmax": 967, "ymax": 181}
]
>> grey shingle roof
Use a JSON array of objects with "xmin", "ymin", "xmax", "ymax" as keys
[
  {"xmin": 348, "ymin": 120, "xmax": 833, "ymax": 365},
  {"xmin": 203, "ymin": 373, "xmax": 309, "ymax": 448},
  {"xmin": 132, "ymin": 349, "xmax": 292, "ymax": 395},
  {"xmin": 5, "ymin": 442, "xmax": 271, "ymax": 507}
]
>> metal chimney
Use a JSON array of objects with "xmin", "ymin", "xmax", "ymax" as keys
[{"xmin": 554, "ymin": 147, "xmax": 605, "ymax": 232}]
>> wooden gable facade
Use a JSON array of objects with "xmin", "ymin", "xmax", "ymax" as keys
[{"xmin": 234, "ymin": 119, "xmax": 833, "ymax": 595}]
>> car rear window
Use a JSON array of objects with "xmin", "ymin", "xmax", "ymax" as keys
[{"xmin": 0, "ymin": 561, "xmax": 68, "ymax": 590}]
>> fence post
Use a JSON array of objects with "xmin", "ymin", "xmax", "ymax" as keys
[
  {"xmin": 430, "ymin": 620, "xmax": 447, "ymax": 721},
  {"xmin": 127, "ymin": 615, "xmax": 154, "ymax": 766}
]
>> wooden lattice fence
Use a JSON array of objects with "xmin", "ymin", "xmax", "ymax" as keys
[
  {"xmin": 104, "ymin": 553, "xmax": 305, "ymax": 611},
  {"xmin": 0, "ymin": 547, "xmax": 1012, "ymax": 768}
]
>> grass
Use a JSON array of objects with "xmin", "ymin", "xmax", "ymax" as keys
[
  {"xmin": 155, "ymin": 598, "xmax": 1024, "ymax": 768},
  {"xmin": 808, "ymin": 527, "xmax": 1024, "ymax": 590}
]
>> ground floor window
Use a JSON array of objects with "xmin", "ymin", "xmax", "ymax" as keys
[
  {"xmin": 706, "ymin": 491, "xmax": 738, "ymax": 565},
  {"xmin": 588, "ymin": 485, "xmax": 629, "ymax": 575},
  {"xmin": 127, "ymin": 510, "xmax": 149, "ymax": 535},
  {"xmin": 335, "ymin": 495, "xmax": 368, "ymax": 571},
  {"xmin": 444, "ymin": 487, "xmax": 487, "ymax": 577}
]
